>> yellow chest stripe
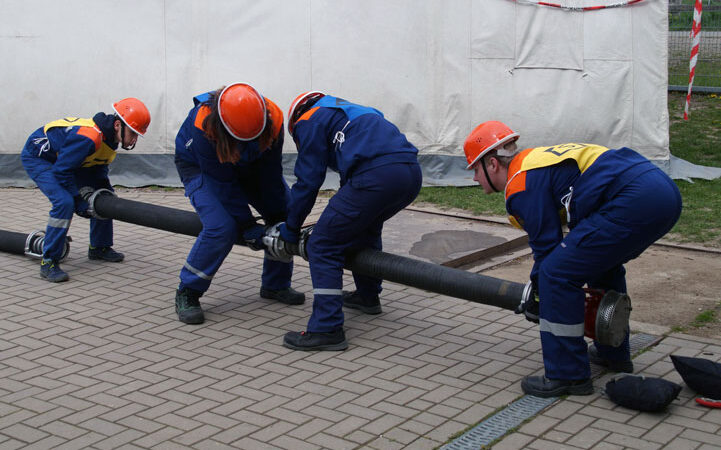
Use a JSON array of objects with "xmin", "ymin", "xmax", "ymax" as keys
[{"xmin": 44, "ymin": 117, "xmax": 117, "ymax": 167}]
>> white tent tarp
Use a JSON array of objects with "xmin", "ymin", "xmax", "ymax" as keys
[{"xmin": 0, "ymin": 0, "xmax": 673, "ymax": 187}]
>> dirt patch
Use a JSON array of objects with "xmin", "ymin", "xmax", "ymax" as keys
[{"xmin": 479, "ymin": 245, "xmax": 721, "ymax": 339}]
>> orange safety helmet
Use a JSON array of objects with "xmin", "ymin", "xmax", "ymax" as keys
[
  {"xmin": 287, "ymin": 91, "xmax": 325, "ymax": 136},
  {"xmin": 112, "ymin": 98, "xmax": 151, "ymax": 136},
  {"xmin": 217, "ymin": 83, "xmax": 267, "ymax": 141},
  {"xmin": 463, "ymin": 121, "xmax": 519, "ymax": 169}
]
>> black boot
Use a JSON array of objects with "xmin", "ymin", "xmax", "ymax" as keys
[
  {"xmin": 588, "ymin": 345, "xmax": 634, "ymax": 373},
  {"xmin": 260, "ymin": 287, "xmax": 305, "ymax": 305},
  {"xmin": 175, "ymin": 287, "xmax": 204, "ymax": 324},
  {"xmin": 283, "ymin": 329, "xmax": 348, "ymax": 351},
  {"xmin": 521, "ymin": 375, "xmax": 593, "ymax": 398},
  {"xmin": 88, "ymin": 246, "xmax": 125, "ymax": 262},
  {"xmin": 342, "ymin": 290, "xmax": 382, "ymax": 315}
]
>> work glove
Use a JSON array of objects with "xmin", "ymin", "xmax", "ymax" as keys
[
  {"xmin": 278, "ymin": 222, "xmax": 300, "ymax": 244},
  {"xmin": 242, "ymin": 224, "xmax": 266, "ymax": 251},
  {"xmin": 515, "ymin": 283, "xmax": 540, "ymax": 324},
  {"xmin": 74, "ymin": 196, "xmax": 92, "ymax": 219}
]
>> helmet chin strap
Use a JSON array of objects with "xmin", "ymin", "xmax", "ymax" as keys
[
  {"xmin": 481, "ymin": 157, "xmax": 500, "ymax": 193},
  {"xmin": 119, "ymin": 121, "xmax": 136, "ymax": 150}
]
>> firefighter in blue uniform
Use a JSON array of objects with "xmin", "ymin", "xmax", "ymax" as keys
[
  {"xmin": 21, "ymin": 98, "xmax": 152, "ymax": 282},
  {"xmin": 173, "ymin": 83, "xmax": 305, "ymax": 325},
  {"xmin": 463, "ymin": 121, "xmax": 682, "ymax": 397},
  {"xmin": 279, "ymin": 92, "xmax": 422, "ymax": 351}
]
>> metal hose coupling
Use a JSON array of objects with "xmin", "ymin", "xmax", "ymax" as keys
[
  {"xmin": 24, "ymin": 230, "xmax": 72, "ymax": 261},
  {"xmin": 262, "ymin": 223, "xmax": 313, "ymax": 262},
  {"xmin": 78, "ymin": 187, "xmax": 117, "ymax": 220},
  {"xmin": 520, "ymin": 283, "xmax": 632, "ymax": 347},
  {"xmin": 585, "ymin": 289, "xmax": 633, "ymax": 348}
]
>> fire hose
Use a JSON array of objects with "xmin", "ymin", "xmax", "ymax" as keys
[
  {"xmin": 4, "ymin": 188, "xmax": 631, "ymax": 346},
  {"xmin": 0, "ymin": 229, "xmax": 71, "ymax": 261}
]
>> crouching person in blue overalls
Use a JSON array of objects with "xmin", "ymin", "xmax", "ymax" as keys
[
  {"xmin": 21, "ymin": 98, "xmax": 152, "ymax": 282},
  {"xmin": 463, "ymin": 121, "xmax": 682, "ymax": 397},
  {"xmin": 173, "ymin": 83, "xmax": 305, "ymax": 325},
  {"xmin": 278, "ymin": 92, "xmax": 423, "ymax": 351}
]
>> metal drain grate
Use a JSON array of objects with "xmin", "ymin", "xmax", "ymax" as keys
[
  {"xmin": 441, "ymin": 395, "xmax": 555, "ymax": 450},
  {"xmin": 442, "ymin": 333, "xmax": 660, "ymax": 450}
]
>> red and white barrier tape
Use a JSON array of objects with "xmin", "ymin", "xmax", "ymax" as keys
[
  {"xmin": 511, "ymin": 0, "xmax": 645, "ymax": 12},
  {"xmin": 684, "ymin": 0, "xmax": 703, "ymax": 120}
]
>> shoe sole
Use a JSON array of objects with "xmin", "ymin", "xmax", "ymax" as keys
[
  {"xmin": 40, "ymin": 274, "xmax": 69, "ymax": 282},
  {"xmin": 260, "ymin": 292, "xmax": 305, "ymax": 305},
  {"xmin": 343, "ymin": 303, "xmax": 382, "ymax": 315},
  {"xmin": 179, "ymin": 317, "xmax": 205, "ymax": 325},
  {"xmin": 282, "ymin": 340, "xmax": 349, "ymax": 351},
  {"xmin": 176, "ymin": 309, "xmax": 204, "ymax": 325},
  {"xmin": 521, "ymin": 379, "xmax": 594, "ymax": 398},
  {"xmin": 88, "ymin": 255, "xmax": 124, "ymax": 262}
]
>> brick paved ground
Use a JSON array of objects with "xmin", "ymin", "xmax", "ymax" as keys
[{"xmin": 0, "ymin": 188, "xmax": 719, "ymax": 449}]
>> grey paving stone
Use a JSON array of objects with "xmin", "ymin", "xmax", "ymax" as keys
[{"xmin": 2, "ymin": 189, "xmax": 721, "ymax": 450}]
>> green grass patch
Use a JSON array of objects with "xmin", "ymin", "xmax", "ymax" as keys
[
  {"xmin": 669, "ymin": 59, "xmax": 721, "ymax": 88},
  {"xmin": 414, "ymin": 92, "xmax": 721, "ymax": 248},
  {"xmin": 415, "ymin": 186, "xmax": 507, "ymax": 217},
  {"xmin": 692, "ymin": 309, "xmax": 717, "ymax": 327}
]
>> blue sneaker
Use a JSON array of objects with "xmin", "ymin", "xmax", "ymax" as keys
[
  {"xmin": 88, "ymin": 246, "xmax": 125, "ymax": 262},
  {"xmin": 40, "ymin": 259, "xmax": 69, "ymax": 283}
]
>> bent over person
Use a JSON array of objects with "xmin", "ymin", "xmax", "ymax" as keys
[
  {"xmin": 21, "ymin": 98, "xmax": 151, "ymax": 282},
  {"xmin": 173, "ymin": 83, "xmax": 305, "ymax": 325},
  {"xmin": 278, "ymin": 92, "xmax": 422, "ymax": 351},
  {"xmin": 463, "ymin": 121, "xmax": 682, "ymax": 397}
]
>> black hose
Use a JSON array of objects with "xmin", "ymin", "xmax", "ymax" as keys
[
  {"xmin": 0, "ymin": 229, "xmax": 28, "ymax": 255},
  {"xmin": 94, "ymin": 195, "xmax": 203, "ymax": 238},
  {"xmin": 346, "ymin": 249, "xmax": 524, "ymax": 311},
  {"xmin": 91, "ymin": 193, "xmax": 526, "ymax": 310},
  {"xmin": 94, "ymin": 195, "xmax": 245, "ymax": 246}
]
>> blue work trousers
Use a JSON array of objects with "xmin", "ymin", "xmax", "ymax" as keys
[
  {"xmin": 22, "ymin": 154, "xmax": 113, "ymax": 261},
  {"xmin": 306, "ymin": 162, "xmax": 422, "ymax": 332},
  {"xmin": 179, "ymin": 173, "xmax": 293, "ymax": 293},
  {"xmin": 538, "ymin": 168, "xmax": 682, "ymax": 380}
]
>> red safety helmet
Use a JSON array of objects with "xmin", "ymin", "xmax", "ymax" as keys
[
  {"xmin": 287, "ymin": 91, "xmax": 325, "ymax": 136},
  {"xmin": 463, "ymin": 121, "xmax": 519, "ymax": 169},
  {"xmin": 218, "ymin": 83, "xmax": 267, "ymax": 141},
  {"xmin": 112, "ymin": 98, "xmax": 151, "ymax": 136}
]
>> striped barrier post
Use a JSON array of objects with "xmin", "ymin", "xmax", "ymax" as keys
[{"xmin": 684, "ymin": 0, "xmax": 704, "ymax": 120}]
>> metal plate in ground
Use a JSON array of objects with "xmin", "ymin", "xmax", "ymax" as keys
[{"xmin": 381, "ymin": 209, "xmax": 527, "ymax": 265}]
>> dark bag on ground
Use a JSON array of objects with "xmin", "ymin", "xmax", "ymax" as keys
[
  {"xmin": 671, "ymin": 355, "xmax": 721, "ymax": 400},
  {"xmin": 605, "ymin": 375, "xmax": 681, "ymax": 412}
]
